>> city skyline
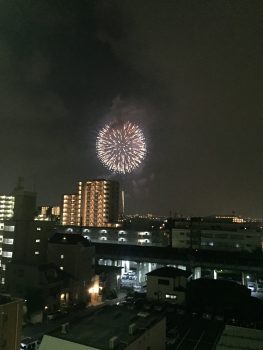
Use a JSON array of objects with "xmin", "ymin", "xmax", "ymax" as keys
[{"xmin": 0, "ymin": 1, "xmax": 263, "ymax": 217}]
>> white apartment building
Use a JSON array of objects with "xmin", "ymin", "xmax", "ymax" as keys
[
  {"xmin": 172, "ymin": 216, "xmax": 262, "ymax": 253},
  {"xmin": 0, "ymin": 195, "xmax": 14, "ymax": 221}
]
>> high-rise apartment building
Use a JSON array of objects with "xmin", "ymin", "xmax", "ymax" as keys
[
  {"xmin": 35, "ymin": 205, "xmax": 60, "ymax": 221},
  {"xmin": 0, "ymin": 187, "xmax": 55, "ymax": 291},
  {"xmin": 62, "ymin": 180, "xmax": 119, "ymax": 227},
  {"xmin": 0, "ymin": 195, "xmax": 15, "ymax": 221},
  {"xmin": 61, "ymin": 194, "xmax": 79, "ymax": 225}
]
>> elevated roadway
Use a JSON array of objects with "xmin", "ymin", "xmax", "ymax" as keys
[{"xmin": 94, "ymin": 242, "xmax": 263, "ymax": 274}]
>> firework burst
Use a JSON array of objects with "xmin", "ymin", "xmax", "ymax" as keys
[{"xmin": 96, "ymin": 121, "xmax": 147, "ymax": 174}]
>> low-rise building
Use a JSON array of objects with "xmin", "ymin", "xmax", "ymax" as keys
[
  {"xmin": 172, "ymin": 215, "xmax": 262, "ymax": 252},
  {"xmin": 57, "ymin": 225, "xmax": 168, "ymax": 247},
  {"xmin": 39, "ymin": 304, "xmax": 166, "ymax": 350},
  {"xmin": 146, "ymin": 266, "xmax": 191, "ymax": 304},
  {"xmin": 0, "ymin": 294, "xmax": 23, "ymax": 350}
]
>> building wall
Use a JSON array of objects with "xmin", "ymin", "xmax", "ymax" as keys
[
  {"xmin": 47, "ymin": 243, "xmax": 95, "ymax": 282},
  {"xmin": 0, "ymin": 195, "xmax": 14, "ymax": 221},
  {"xmin": 80, "ymin": 180, "xmax": 119, "ymax": 227},
  {"xmin": 6, "ymin": 264, "xmax": 40, "ymax": 296},
  {"xmin": 147, "ymin": 275, "xmax": 187, "ymax": 304},
  {"xmin": 40, "ymin": 335, "xmax": 99, "ymax": 350},
  {"xmin": 0, "ymin": 220, "xmax": 55, "ymax": 290},
  {"xmin": 172, "ymin": 227, "xmax": 262, "ymax": 252},
  {"xmin": 59, "ymin": 226, "xmax": 168, "ymax": 247},
  {"xmin": 62, "ymin": 194, "xmax": 79, "ymax": 226},
  {"xmin": 0, "ymin": 297, "xmax": 23, "ymax": 350}
]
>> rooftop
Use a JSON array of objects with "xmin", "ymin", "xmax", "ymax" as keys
[
  {"xmin": 216, "ymin": 325, "xmax": 263, "ymax": 350},
  {"xmin": 47, "ymin": 304, "xmax": 164, "ymax": 350},
  {"xmin": 146, "ymin": 266, "xmax": 191, "ymax": 278},
  {"xmin": 0, "ymin": 294, "xmax": 12, "ymax": 305}
]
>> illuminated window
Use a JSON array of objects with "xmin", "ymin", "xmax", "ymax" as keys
[
  {"xmin": 165, "ymin": 294, "xmax": 177, "ymax": 299},
  {"xmin": 35, "ymin": 251, "xmax": 39, "ymax": 255},
  {"xmin": 35, "ymin": 239, "xmax": 40, "ymax": 243},
  {"xmin": 4, "ymin": 225, "xmax": 14, "ymax": 232},
  {"xmin": 1, "ymin": 277, "xmax": 5, "ymax": 284},
  {"xmin": 0, "ymin": 235, "xmax": 3, "ymax": 242},
  {"xmin": 60, "ymin": 266, "xmax": 63, "ymax": 270},
  {"xmin": 2, "ymin": 264, "xmax": 5, "ymax": 271},
  {"xmin": 61, "ymin": 255, "xmax": 64, "ymax": 259},
  {"xmin": 37, "ymin": 227, "xmax": 41, "ymax": 231},
  {"xmin": 2, "ymin": 251, "xmax": 12, "ymax": 258},
  {"xmin": 3, "ymin": 238, "xmax": 14, "ymax": 245}
]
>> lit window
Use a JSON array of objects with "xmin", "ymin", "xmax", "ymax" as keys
[
  {"xmin": 0, "ymin": 235, "xmax": 3, "ymax": 242},
  {"xmin": 165, "ymin": 294, "xmax": 177, "ymax": 299},
  {"xmin": 1, "ymin": 277, "xmax": 5, "ymax": 284},
  {"xmin": 60, "ymin": 266, "xmax": 63, "ymax": 270},
  {"xmin": 0, "ymin": 224, "xmax": 4, "ymax": 231},
  {"xmin": 35, "ymin": 251, "xmax": 39, "ymax": 255},
  {"xmin": 35, "ymin": 239, "xmax": 40, "ymax": 243},
  {"xmin": 2, "ymin": 251, "xmax": 12, "ymax": 258},
  {"xmin": 2, "ymin": 264, "xmax": 5, "ymax": 271},
  {"xmin": 3, "ymin": 238, "xmax": 14, "ymax": 245},
  {"xmin": 37, "ymin": 227, "xmax": 41, "ymax": 231},
  {"xmin": 4, "ymin": 225, "xmax": 15, "ymax": 232},
  {"xmin": 61, "ymin": 255, "xmax": 64, "ymax": 259}
]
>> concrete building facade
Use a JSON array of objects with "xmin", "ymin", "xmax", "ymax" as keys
[
  {"xmin": 146, "ymin": 266, "xmax": 192, "ymax": 304},
  {"xmin": 172, "ymin": 216, "xmax": 262, "ymax": 253},
  {"xmin": 0, "ymin": 195, "xmax": 14, "ymax": 221},
  {"xmin": 62, "ymin": 180, "xmax": 120, "ymax": 227},
  {"xmin": 0, "ymin": 294, "xmax": 23, "ymax": 350}
]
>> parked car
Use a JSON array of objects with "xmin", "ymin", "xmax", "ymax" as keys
[{"xmin": 247, "ymin": 282, "xmax": 257, "ymax": 292}]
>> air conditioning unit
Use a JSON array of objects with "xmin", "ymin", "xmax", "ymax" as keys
[
  {"xmin": 61, "ymin": 322, "xmax": 69, "ymax": 334},
  {"xmin": 129, "ymin": 323, "xmax": 136, "ymax": 335},
  {"xmin": 109, "ymin": 336, "xmax": 118, "ymax": 349}
]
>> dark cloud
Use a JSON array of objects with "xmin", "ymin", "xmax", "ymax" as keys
[{"xmin": 96, "ymin": 0, "xmax": 263, "ymax": 216}]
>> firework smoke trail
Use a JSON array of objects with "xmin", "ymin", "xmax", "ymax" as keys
[{"xmin": 96, "ymin": 121, "xmax": 147, "ymax": 174}]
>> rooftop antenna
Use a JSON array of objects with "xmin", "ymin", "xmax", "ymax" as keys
[{"xmin": 14, "ymin": 176, "xmax": 24, "ymax": 192}]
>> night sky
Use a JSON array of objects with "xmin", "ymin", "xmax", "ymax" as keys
[{"xmin": 1, "ymin": 1, "xmax": 263, "ymax": 217}]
